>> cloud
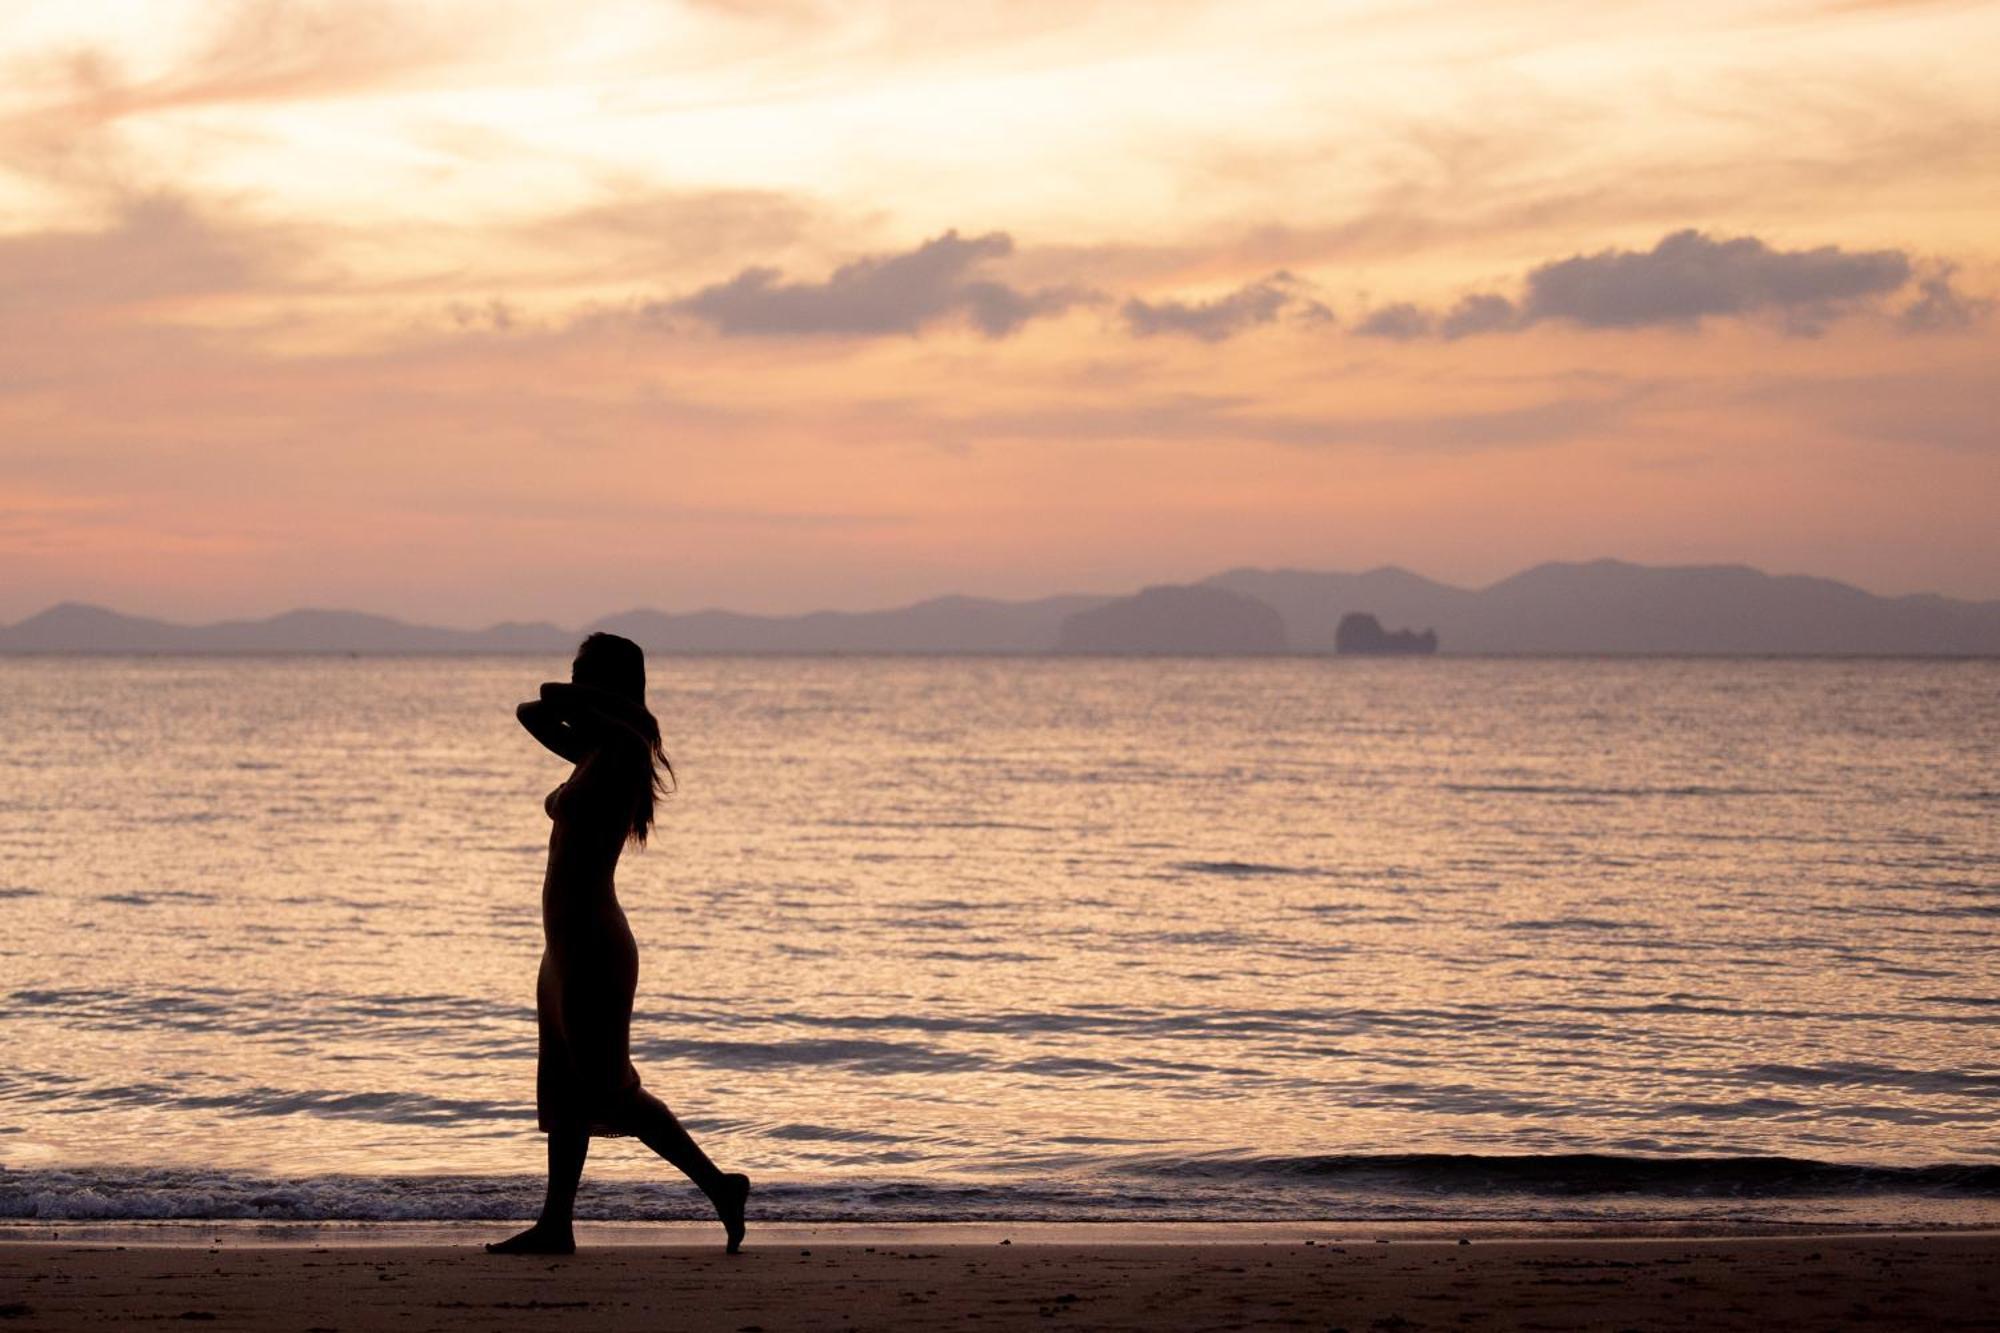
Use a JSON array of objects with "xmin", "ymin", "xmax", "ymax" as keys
[
  {"xmin": 0, "ymin": 191, "xmax": 291, "ymax": 317},
  {"xmin": 660, "ymin": 230, "xmax": 1093, "ymax": 338},
  {"xmin": 1352, "ymin": 292, "xmax": 1525, "ymax": 341},
  {"xmin": 1351, "ymin": 302, "xmax": 1432, "ymax": 340},
  {"xmin": 18, "ymin": 1, "xmax": 481, "ymax": 128},
  {"xmin": 1898, "ymin": 265, "xmax": 1991, "ymax": 333},
  {"xmin": 1519, "ymin": 230, "xmax": 1910, "ymax": 332},
  {"xmin": 0, "ymin": 3, "xmax": 501, "ymax": 270},
  {"xmin": 646, "ymin": 225, "xmax": 1981, "ymax": 349},
  {"xmin": 1354, "ymin": 229, "xmax": 1959, "ymax": 339},
  {"xmin": 1120, "ymin": 272, "xmax": 1324, "ymax": 341},
  {"xmin": 447, "ymin": 298, "xmax": 518, "ymax": 333},
  {"xmin": 1438, "ymin": 292, "xmax": 1519, "ymax": 339}
]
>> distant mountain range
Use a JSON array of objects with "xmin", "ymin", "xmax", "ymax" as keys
[
  {"xmin": 5, "ymin": 560, "xmax": 1998, "ymax": 656},
  {"xmin": 1203, "ymin": 562, "xmax": 2000, "ymax": 655}
]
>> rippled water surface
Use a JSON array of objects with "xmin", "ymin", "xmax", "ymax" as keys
[{"xmin": 2, "ymin": 657, "xmax": 1995, "ymax": 1222}]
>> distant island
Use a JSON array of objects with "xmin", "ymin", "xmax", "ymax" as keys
[
  {"xmin": 1334, "ymin": 613, "xmax": 1438, "ymax": 656},
  {"xmin": 1055, "ymin": 585, "xmax": 1288, "ymax": 655},
  {"xmin": 5, "ymin": 559, "xmax": 1999, "ymax": 656}
]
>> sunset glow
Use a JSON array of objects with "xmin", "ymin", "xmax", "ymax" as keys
[{"xmin": 4, "ymin": 0, "xmax": 1997, "ymax": 622}]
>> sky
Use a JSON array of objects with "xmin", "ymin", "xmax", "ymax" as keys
[{"xmin": 2, "ymin": 0, "xmax": 1997, "ymax": 625}]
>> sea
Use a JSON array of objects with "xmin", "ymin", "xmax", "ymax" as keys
[{"xmin": 1, "ymin": 656, "xmax": 1995, "ymax": 1229}]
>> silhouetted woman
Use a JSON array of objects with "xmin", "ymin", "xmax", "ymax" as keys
[{"xmin": 488, "ymin": 633, "xmax": 749, "ymax": 1255}]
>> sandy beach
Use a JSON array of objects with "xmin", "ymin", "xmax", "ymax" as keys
[{"xmin": 2, "ymin": 1230, "xmax": 1993, "ymax": 1330}]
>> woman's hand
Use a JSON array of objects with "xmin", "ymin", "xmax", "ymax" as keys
[{"xmin": 516, "ymin": 697, "xmax": 586, "ymax": 762}]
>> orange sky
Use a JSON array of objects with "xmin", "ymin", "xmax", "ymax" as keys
[{"xmin": 3, "ymin": 0, "xmax": 1997, "ymax": 623}]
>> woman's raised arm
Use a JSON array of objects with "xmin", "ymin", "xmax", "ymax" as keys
[
  {"xmin": 516, "ymin": 697, "xmax": 589, "ymax": 763},
  {"xmin": 538, "ymin": 682, "xmax": 654, "ymax": 739},
  {"xmin": 520, "ymin": 681, "xmax": 654, "ymax": 761}
]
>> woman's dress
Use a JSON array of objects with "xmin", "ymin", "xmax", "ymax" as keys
[{"xmin": 535, "ymin": 780, "xmax": 644, "ymax": 1136}]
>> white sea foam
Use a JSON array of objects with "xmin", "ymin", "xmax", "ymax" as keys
[{"xmin": 4, "ymin": 1158, "xmax": 1996, "ymax": 1226}]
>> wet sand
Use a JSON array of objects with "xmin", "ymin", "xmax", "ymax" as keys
[{"xmin": 2, "ymin": 1231, "xmax": 1994, "ymax": 1330}]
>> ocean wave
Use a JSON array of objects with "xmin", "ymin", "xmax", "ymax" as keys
[
  {"xmin": 1123, "ymin": 1153, "xmax": 2000, "ymax": 1197},
  {"xmin": 0, "ymin": 1075, "xmax": 522, "ymax": 1126},
  {"xmin": 1172, "ymin": 861, "xmax": 1318, "ymax": 878},
  {"xmin": 0, "ymin": 1168, "xmax": 537, "ymax": 1223},
  {"xmin": 1440, "ymin": 783, "xmax": 1806, "ymax": 800},
  {"xmin": 1732, "ymin": 1062, "xmax": 2000, "ymax": 1097},
  {"xmin": 1502, "ymin": 917, "xmax": 1653, "ymax": 933},
  {"xmin": 630, "ymin": 1036, "xmax": 986, "ymax": 1075},
  {"xmin": 3, "ymin": 1154, "xmax": 1996, "ymax": 1225}
]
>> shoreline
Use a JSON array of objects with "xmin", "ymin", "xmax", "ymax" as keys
[
  {"xmin": 6, "ymin": 1217, "xmax": 1995, "ymax": 1248},
  {"xmin": 3, "ymin": 1231, "xmax": 1993, "ymax": 1330}
]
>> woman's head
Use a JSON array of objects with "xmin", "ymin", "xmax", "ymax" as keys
[
  {"xmin": 571, "ymin": 632, "xmax": 674, "ymax": 845},
  {"xmin": 572, "ymin": 631, "xmax": 646, "ymax": 704}
]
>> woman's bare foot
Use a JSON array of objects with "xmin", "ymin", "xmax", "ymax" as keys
[
  {"xmin": 485, "ymin": 1221, "xmax": 575, "ymax": 1255},
  {"xmin": 713, "ymin": 1174, "xmax": 750, "ymax": 1254}
]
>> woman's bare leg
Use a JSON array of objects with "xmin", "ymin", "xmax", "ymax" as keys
[
  {"xmin": 486, "ymin": 1129, "xmax": 589, "ymax": 1254},
  {"xmin": 626, "ymin": 1090, "xmax": 750, "ymax": 1252}
]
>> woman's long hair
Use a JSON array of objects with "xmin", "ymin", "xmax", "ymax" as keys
[{"xmin": 572, "ymin": 632, "xmax": 675, "ymax": 846}]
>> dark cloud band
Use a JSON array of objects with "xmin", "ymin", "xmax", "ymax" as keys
[
  {"xmin": 1354, "ymin": 229, "xmax": 1968, "ymax": 340},
  {"xmin": 661, "ymin": 229, "xmax": 1092, "ymax": 338},
  {"xmin": 1121, "ymin": 272, "xmax": 1328, "ymax": 341}
]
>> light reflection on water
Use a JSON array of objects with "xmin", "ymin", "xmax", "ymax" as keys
[{"xmin": 0, "ymin": 657, "xmax": 1995, "ymax": 1219}]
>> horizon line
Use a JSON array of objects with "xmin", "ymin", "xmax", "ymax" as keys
[{"xmin": 11, "ymin": 556, "xmax": 1999, "ymax": 635}]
